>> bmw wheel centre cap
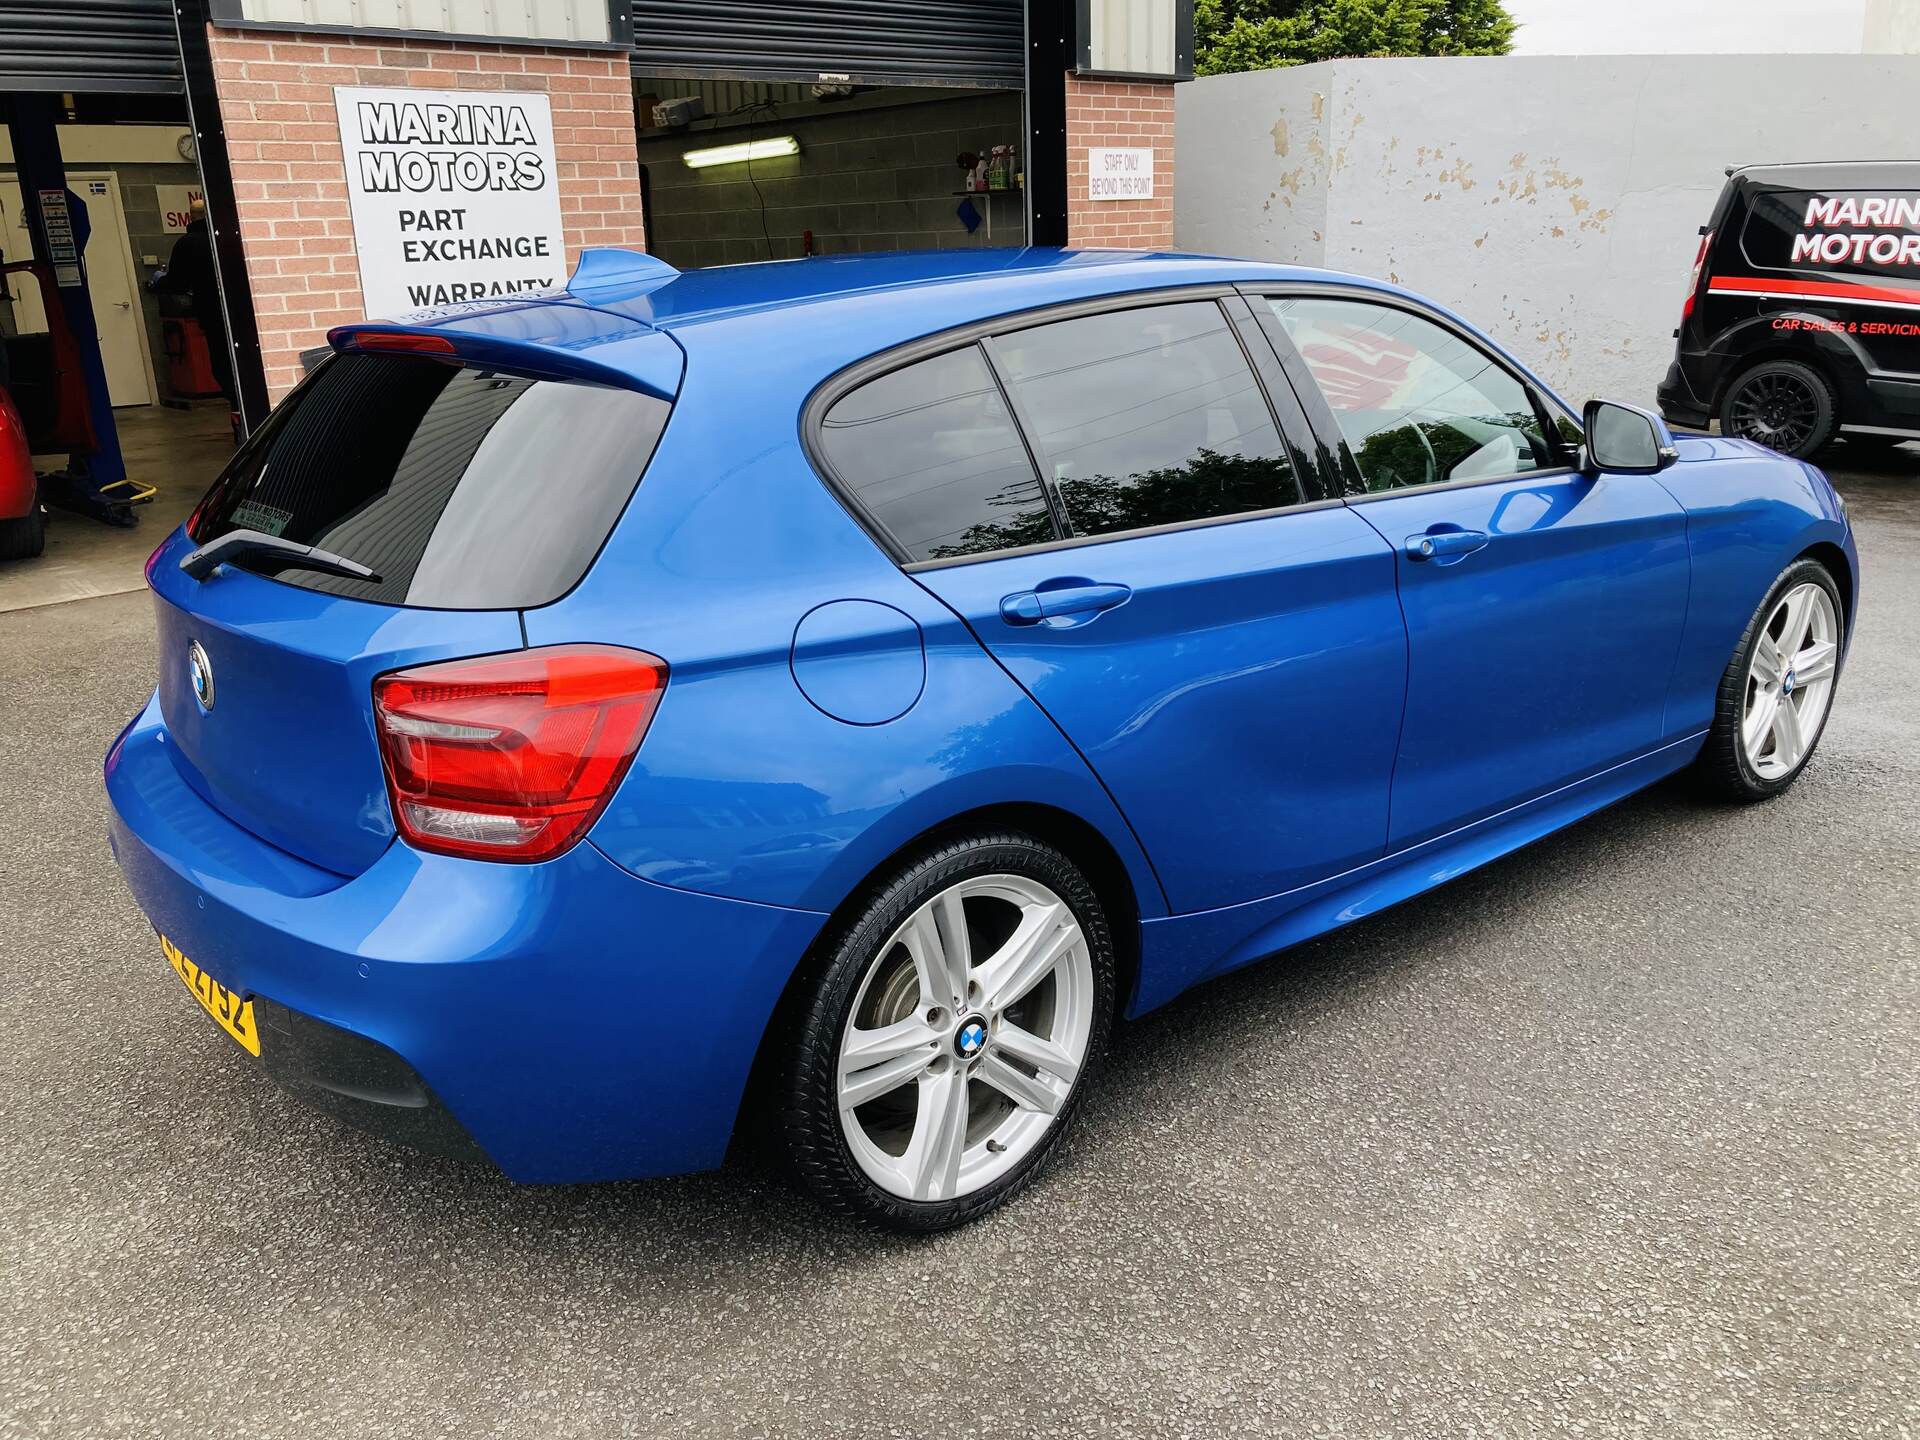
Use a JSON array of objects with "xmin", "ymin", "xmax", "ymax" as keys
[
  {"xmin": 954, "ymin": 1016, "xmax": 988, "ymax": 1060},
  {"xmin": 188, "ymin": 640, "xmax": 215, "ymax": 711}
]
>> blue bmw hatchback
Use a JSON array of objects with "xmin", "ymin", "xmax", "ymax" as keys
[{"xmin": 108, "ymin": 248, "xmax": 1858, "ymax": 1230}]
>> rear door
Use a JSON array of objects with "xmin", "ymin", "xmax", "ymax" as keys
[
  {"xmin": 1251, "ymin": 291, "xmax": 1690, "ymax": 851},
  {"xmin": 815, "ymin": 293, "xmax": 1408, "ymax": 915},
  {"xmin": 152, "ymin": 345, "xmax": 674, "ymax": 875}
]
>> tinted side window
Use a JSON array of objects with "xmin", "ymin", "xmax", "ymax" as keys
[
  {"xmin": 993, "ymin": 301, "xmax": 1299, "ymax": 539},
  {"xmin": 1267, "ymin": 297, "xmax": 1549, "ymax": 493},
  {"xmin": 818, "ymin": 345, "xmax": 1054, "ymax": 563},
  {"xmin": 1741, "ymin": 188, "xmax": 1920, "ymax": 278}
]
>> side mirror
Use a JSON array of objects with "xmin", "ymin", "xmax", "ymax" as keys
[{"xmin": 1583, "ymin": 399, "xmax": 1679, "ymax": 475}]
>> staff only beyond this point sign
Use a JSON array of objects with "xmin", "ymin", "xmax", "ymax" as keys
[
  {"xmin": 1088, "ymin": 147, "xmax": 1154, "ymax": 202},
  {"xmin": 334, "ymin": 86, "xmax": 569, "ymax": 317}
]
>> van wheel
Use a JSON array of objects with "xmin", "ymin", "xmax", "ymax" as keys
[
  {"xmin": 1720, "ymin": 361, "xmax": 1836, "ymax": 458},
  {"xmin": 0, "ymin": 504, "xmax": 44, "ymax": 561},
  {"xmin": 782, "ymin": 831, "xmax": 1114, "ymax": 1232}
]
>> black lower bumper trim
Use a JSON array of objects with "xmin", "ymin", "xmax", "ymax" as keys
[
  {"xmin": 255, "ymin": 998, "xmax": 493, "ymax": 1165},
  {"xmin": 1658, "ymin": 361, "xmax": 1712, "ymax": 430}
]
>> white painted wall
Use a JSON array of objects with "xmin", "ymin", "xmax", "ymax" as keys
[
  {"xmin": 1863, "ymin": 0, "xmax": 1920, "ymax": 49},
  {"xmin": 1175, "ymin": 55, "xmax": 1920, "ymax": 407}
]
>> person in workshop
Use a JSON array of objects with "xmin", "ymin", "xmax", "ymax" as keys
[{"xmin": 154, "ymin": 196, "xmax": 234, "ymax": 412}]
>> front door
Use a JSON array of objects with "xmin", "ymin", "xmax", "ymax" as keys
[
  {"xmin": 813, "ymin": 297, "xmax": 1408, "ymax": 914},
  {"xmin": 1256, "ymin": 292, "xmax": 1691, "ymax": 851}
]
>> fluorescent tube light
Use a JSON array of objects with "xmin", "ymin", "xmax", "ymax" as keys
[{"xmin": 683, "ymin": 136, "xmax": 800, "ymax": 169}]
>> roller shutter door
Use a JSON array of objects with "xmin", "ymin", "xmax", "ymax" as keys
[
  {"xmin": 0, "ymin": 0, "xmax": 183, "ymax": 93},
  {"xmin": 631, "ymin": 0, "xmax": 1025, "ymax": 89}
]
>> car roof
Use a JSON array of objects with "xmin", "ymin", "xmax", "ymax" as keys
[
  {"xmin": 1731, "ymin": 160, "xmax": 1920, "ymax": 190},
  {"xmin": 367, "ymin": 247, "xmax": 1560, "ymax": 409},
  {"xmin": 565, "ymin": 248, "xmax": 1358, "ymax": 332}
]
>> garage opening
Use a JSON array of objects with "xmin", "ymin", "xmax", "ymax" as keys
[
  {"xmin": 1, "ymin": 2, "xmax": 240, "ymax": 606},
  {"xmin": 631, "ymin": 79, "xmax": 1027, "ymax": 265},
  {"xmin": 629, "ymin": 0, "xmax": 1029, "ymax": 265}
]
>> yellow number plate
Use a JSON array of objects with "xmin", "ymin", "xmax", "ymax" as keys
[{"xmin": 161, "ymin": 935, "xmax": 261, "ymax": 1057}]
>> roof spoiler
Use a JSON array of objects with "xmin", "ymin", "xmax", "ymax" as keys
[
  {"xmin": 325, "ymin": 322, "xmax": 680, "ymax": 401},
  {"xmin": 568, "ymin": 248, "xmax": 679, "ymax": 296}
]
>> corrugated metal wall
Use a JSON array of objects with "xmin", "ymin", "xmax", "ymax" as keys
[
  {"xmin": 630, "ymin": 0, "xmax": 1025, "ymax": 89},
  {"xmin": 1086, "ymin": 0, "xmax": 1175, "ymax": 77},
  {"xmin": 0, "ymin": 0, "xmax": 184, "ymax": 93},
  {"xmin": 228, "ymin": 0, "xmax": 610, "ymax": 45}
]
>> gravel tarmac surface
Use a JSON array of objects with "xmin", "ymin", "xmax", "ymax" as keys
[{"xmin": 2, "ymin": 453, "xmax": 1916, "ymax": 1439}]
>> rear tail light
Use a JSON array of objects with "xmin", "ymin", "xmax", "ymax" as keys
[
  {"xmin": 373, "ymin": 645, "xmax": 667, "ymax": 863},
  {"xmin": 330, "ymin": 327, "xmax": 458, "ymax": 356},
  {"xmin": 1681, "ymin": 229, "xmax": 1713, "ymax": 323}
]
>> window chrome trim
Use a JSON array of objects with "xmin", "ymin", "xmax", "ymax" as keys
[
  {"xmin": 901, "ymin": 496, "xmax": 1351, "ymax": 573},
  {"xmin": 800, "ymin": 284, "xmax": 1330, "ymax": 570}
]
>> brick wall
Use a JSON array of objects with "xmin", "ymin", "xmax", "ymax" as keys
[
  {"xmin": 206, "ymin": 27, "xmax": 647, "ymax": 399},
  {"xmin": 1064, "ymin": 75, "xmax": 1174, "ymax": 250}
]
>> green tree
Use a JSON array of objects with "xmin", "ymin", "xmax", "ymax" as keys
[{"xmin": 1196, "ymin": 0, "xmax": 1516, "ymax": 77}]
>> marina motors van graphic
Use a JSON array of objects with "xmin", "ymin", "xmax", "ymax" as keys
[
  {"xmin": 1791, "ymin": 194, "xmax": 1920, "ymax": 268},
  {"xmin": 1708, "ymin": 188, "xmax": 1920, "ymax": 330},
  {"xmin": 334, "ymin": 86, "xmax": 570, "ymax": 317}
]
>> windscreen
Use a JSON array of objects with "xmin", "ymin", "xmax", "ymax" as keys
[{"xmin": 190, "ymin": 353, "xmax": 671, "ymax": 609}]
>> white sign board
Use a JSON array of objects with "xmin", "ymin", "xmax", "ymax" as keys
[
  {"xmin": 333, "ymin": 86, "xmax": 568, "ymax": 317},
  {"xmin": 1088, "ymin": 146, "xmax": 1155, "ymax": 202},
  {"xmin": 156, "ymin": 184, "xmax": 203, "ymax": 233}
]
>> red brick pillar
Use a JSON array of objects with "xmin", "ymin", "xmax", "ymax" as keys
[
  {"xmin": 1064, "ymin": 75, "xmax": 1175, "ymax": 250},
  {"xmin": 206, "ymin": 28, "xmax": 648, "ymax": 401}
]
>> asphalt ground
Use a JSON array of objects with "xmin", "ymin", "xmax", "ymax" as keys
[{"xmin": 2, "ymin": 451, "xmax": 1915, "ymax": 1439}]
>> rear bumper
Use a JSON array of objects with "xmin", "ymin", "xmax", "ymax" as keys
[
  {"xmin": 105, "ymin": 692, "xmax": 826, "ymax": 1184},
  {"xmin": 1657, "ymin": 359, "xmax": 1713, "ymax": 430}
]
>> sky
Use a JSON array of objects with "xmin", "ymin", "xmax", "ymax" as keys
[{"xmin": 1504, "ymin": 0, "xmax": 1871, "ymax": 54}]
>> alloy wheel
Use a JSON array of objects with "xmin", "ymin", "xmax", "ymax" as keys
[
  {"xmin": 1741, "ymin": 581, "xmax": 1839, "ymax": 780},
  {"xmin": 1728, "ymin": 371, "xmax": 1821, "ymax": 453},
  {"xmin": 836, "ymin": 873, "xmax": 1094, "ymax": 1203}
]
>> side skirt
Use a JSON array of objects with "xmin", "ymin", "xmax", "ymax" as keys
[{"xmin": 1129, "ymin": 732, "xmax": 1708, "ymax": 1016}]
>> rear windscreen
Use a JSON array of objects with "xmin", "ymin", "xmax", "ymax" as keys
[
  {"xmin": 190, "ymin": 353, "xmax": 670, "ymax": 609},
  {"xmin": 1742, "ymin": 189, "xmax": 1920, "ymax": 277}
]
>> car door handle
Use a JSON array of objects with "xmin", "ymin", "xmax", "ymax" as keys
[
  {"xmin": 1405, "ymin": 529, "xmax": 1490, "ymax": 562},
  {"xmin": 1000, "ymin": 581, "xmax": 1133, "ymax": 626}
]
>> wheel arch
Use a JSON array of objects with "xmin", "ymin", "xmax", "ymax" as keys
[
  {"xmin": 1797, "ymin": 538, "xmax": 1857, "ymax": 633},
  {"xmin": 724, "ymin": 800, "xmax": 1146, "ymax": 1162},
  {"xmin": 1711, "ymin": 324, "xmax": 1871, "ymax": 418}
]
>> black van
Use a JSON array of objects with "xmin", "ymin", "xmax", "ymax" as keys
[{"xmin": 1659, "ymin": 160, "xmax": 1920, "ymax": 457}]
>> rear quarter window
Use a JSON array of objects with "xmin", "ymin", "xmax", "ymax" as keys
[
  {"xmin": 1742, "ymin": 189, "xmax": 1920, "ymax": 277},
  {"xmin": 191, "ymin": 353, "xmax": 670, "ymax": 609},
  {"xmin": 815, "ymin": 345, "xmax": 1054, "ymax": 563}
]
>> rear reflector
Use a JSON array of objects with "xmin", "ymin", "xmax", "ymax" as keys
[{"xmin": 372, "ymin": 645, "xmax": 667, "ymax": 863}]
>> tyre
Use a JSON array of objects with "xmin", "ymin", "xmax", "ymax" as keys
[
  {"xmin": 1695, "ymin": 558, "xmax": 1844, "ymax": 802},
  {"xmin": 1719, "ymin": 360, "xmax": 1837, "ymax": 458},
  {"xmin": 0, "ymin": 504, "xmax": 44, "ymax": 561},
  {"xmin": 782, "ymin": 831, "xmax": 1114, "ymax": 1232}
]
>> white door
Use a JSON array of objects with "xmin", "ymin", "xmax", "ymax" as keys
[{"xmin": 0, "ymin": 171, "xmax": 157, "ymax": 407}]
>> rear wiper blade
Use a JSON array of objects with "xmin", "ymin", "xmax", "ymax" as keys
[{"xmin": 179, "ymin": 528, "xmax": 382, "ymax": 584}]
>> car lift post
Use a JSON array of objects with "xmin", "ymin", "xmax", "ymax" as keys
[{"xmin": 6, "ymin": 94, "xmax": 143, "ymax": 526}]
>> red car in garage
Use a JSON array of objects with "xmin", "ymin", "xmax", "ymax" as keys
[{"xmin": 0, "ymin": 381, "xmax": 43, "ymax": 560}]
